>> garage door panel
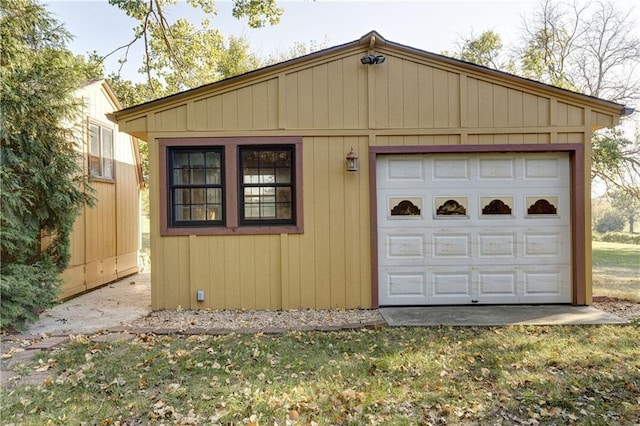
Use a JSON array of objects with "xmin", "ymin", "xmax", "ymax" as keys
[
  {"xmin": 478, "ymin": 233, "xmax": 517, "ymax": 258},
  {"xmin": 524, "ymin": 233, "xmax": 562, "ymax": 257},
  {"xmin": 385, "ymin": 234, "xmax": 427, "ymax": 260},
  {"xmin": 524, "ymin": 157, "xmax": 562, "ymax": 180},
  {"xmin": 383, "ymin": 269, "xmax": 429, "ymax": 304},
  {"xmin": 478, "ymin": 158, "xmax": 516, "ymax": 180},
  {"xmin": 478, "ymin": 271, "xmax": 517, "ymax": 297},
  {"xmin": 433, "ymin": 158, "xmax": 470, "ymax": 180},
  {"xmin": 382, "ymin": 158, "xmax": 425, "ymax": 185},
  {"xmin": 377, "ymin": 153, "xmax": 571, "ymax": 306},
  {"xmin": 432, "ymin": 234, "xmax": 472, "ymax": 258},
  {"xmin": 523, "ymin": 268, "xmax": 571, "ymax": 303},
  {"xmin": 431, "ymin": 270, "xmax": 473, "ymax": 303}
]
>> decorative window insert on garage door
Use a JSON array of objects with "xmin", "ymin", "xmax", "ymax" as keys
[{"xmin": 375, "ymin": 151, "xmax": 574, "ymax": 306}]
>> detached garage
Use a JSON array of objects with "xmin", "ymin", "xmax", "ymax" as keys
[{"xmin": 111, "ymin": 31, "xmax": 628, "ymax": 311}]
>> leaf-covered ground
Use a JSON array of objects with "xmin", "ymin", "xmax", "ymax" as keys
[{"xmin": 2, "ymin": 325, "xmax": 639, "ymax": 425}]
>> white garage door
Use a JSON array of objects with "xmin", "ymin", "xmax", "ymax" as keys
[{"xmin": 377, "ymin": 153, "xmax": 572, "ymax": 305}]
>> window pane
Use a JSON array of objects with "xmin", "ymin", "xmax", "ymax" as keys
[
  {"xmin": 175, "ymin": 188, "xmax": 191, "ymax": 204},
  {"xmin": 275, "ymin": 150, "xmax": 291, "ymax": 167},
  {"xmin": 261, "ymin": 203, "xmax": 276, "ymax": 218},
  {"xmin": 176, "ymin": 206, "xmax": 191, "ymax": 221},
  {"xmin": 205, "ymin": 152, "xmax": 220, "ymax": 167},
  {"xmin": 260, "ymin": 187, "xmax": 275, "ymax": 197},
  {"xmin": 277, "ymin": 204, "xmax": 291, "ymax": 219},
  {"xmin": 191, "ymin": 167, "xmax": 205, "ymax": 184},
  {"xmin": 260, "ymin": 151, "xmax": 277, "ymax": 167},
  {"xmin": 207, "ymin": 188, "xmax": 222, "ymax": 204},
  {"xmin": 191, "ymin": 206, "xmax": 205, "ymax": 221},
  {"xmin": 190, "ymin": 152, "xmax": 205, "ymax": 167},
  {"xmin": 89, "ymin": 124, "xmax": 101, "ymax": 175},
  {"xmin": 191, "ymin": 188, "xmax": 205, "ymax": 204},
  {"xmin": 206, "ymin": 167, "xmax": 221, "ymax": 184},
  {"xmin": 276, "ymin": 188, "xmax": 292, "ymax": 219},
  {"xmin": 101, "ymin": 128, "xmax": 114, "ymax": 178},
  {"xmin": 89, "ymin": 155, "xmax": 101, "ymax": 176},
  {"xmin": 276, "ymin": 187, "xmax": 291, "ymax": 203},
  {"xmin": 242, "ymin": 151, "xmax": 260, "ymax": 168},
  {"xmin": 243, "ymin": 167, "xmax": 260, "ymax": 184},
  {"xmin": 174, "ymin": 168, "xmax": 190, "ymax": 185},
  {"xmin": 206, "ymin": 206, "xmax": 220, "ymax": 220},
  {"xmin": 173, "ymin": 152, "xmax": 189, "ymax": 168},
  {"xmin": 276, "ymin": 167, "xmax": 291, "ymax": 183},
  {"xmin": 245, "ymin": 204, "xmax": 260, "ymax": 218},
  {"xmin": 260, "ymin": 171, "xmax": 275, "ymax": 184}
]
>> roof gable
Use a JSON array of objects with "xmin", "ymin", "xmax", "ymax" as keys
[
  {"xmin": 112, "ymin": 31, "xmax": 626, "ymax": 140},
  {"xmin": 113, "ymin": 30, "xmax": 625, "ymax": 121}
]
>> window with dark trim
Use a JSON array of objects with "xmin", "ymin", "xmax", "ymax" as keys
[
  {"xmin": 89, "ymin": 121, "xmax": 114, "ymax": 179},
  {"xmin": 160, "ymin": 137, "xmax": 303, "ymax": 236},
  {"xmin": 168, "ymin": 147, "xmax": 224, "ymax": 227},
  {"xmin": 239, "ymin": 146, "xmax": 295, "ymax": 225}
]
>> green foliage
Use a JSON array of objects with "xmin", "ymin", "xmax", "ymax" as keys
[
  {"xmin": 0, "ymin": 258, "xmax": 62, "ymax": 331},
  {"xmin": 105, "ymin": 0, "xmax": 281, "ymax": 97},
  {"xmin": 595, "ymin": 210, "xmax": 626, "ymax": 233},
  {"xmin": 143, "ymin": 19, "xmax": 261, "ymax": 95},
  {"xmin": 593, "ymin": 232, "xmax": 640, "ymax": 245},
  {"xmin": 0, "ymin": 0, "xmax": 93, "ymax": 331},
  {"xmin": 607, "ymin": 184, "xmax": 640, "ymax": 235},
  {"xmin": 231, "ymin": 0, "xmax": 282, "ymax": 27},
  {"xmin": 592, "ymin": 129, "xmax": 640, "ymax": 201},
  {"xmin": 443, "ymin": 30, "xmax": 514, "ymax": 72}
]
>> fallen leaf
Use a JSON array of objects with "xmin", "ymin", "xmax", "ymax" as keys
[{"xmin": 288, "ymin": 410, "xmax": 299, "ymax": 420}]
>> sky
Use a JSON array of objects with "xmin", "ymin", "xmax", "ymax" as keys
[
  {"xmin": 39, "ymin": 0, "xmax": 567, "ymax": 82},
  {"xmin": 44, "ymin": 0, "xmax": 640, "ymax": 86}
]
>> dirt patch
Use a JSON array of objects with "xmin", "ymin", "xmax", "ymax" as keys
[{"xmin": 592, "ymin": 296, "xmax": 640, "ymax": 320}]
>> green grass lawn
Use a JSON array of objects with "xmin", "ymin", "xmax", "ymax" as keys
[
  {"xmin": 6, "ymin": 238, "xmax": 634, "ymax": 423},
  {"xmin": 3, "ymin": 326, "xmax": 639, "ymax": 425},
  {"xmin": 592, "ymin": 241, "xmax": 640, "ymax": 302}
]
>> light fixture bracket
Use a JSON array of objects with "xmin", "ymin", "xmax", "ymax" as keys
[{"xmin": 360, "ymin": 54, "xmax": 386, "ymax": 65}]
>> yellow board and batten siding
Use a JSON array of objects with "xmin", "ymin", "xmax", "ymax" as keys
[
  {"xmin": 60, "ymin": 81, "xmax": 142, "ymax": 298},
  {"xmin": 116, "ymin": 33, "xmax": 622, "ymax": 310}
]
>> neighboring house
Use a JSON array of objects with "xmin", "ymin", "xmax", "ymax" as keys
[
  {"xmin": 60, "ymin": 80, "xmax": 143, "ymax": 298},
  {"xmin": 111, "ymin": 31, "xmax": 629, "ymax": 311}
]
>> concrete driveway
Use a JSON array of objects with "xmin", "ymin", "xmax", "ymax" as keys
[
  {"xmin": 380, "ymin": 305, "xmax": 628, "ymax": 326},
  {"xmin": 26, "ymin": 272, "xmax": 151, "ymax": 335}
]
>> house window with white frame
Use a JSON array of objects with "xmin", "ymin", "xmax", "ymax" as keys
[{"xmin": 89, "ymin": 121, "xmax": 114, "ymax": 179}]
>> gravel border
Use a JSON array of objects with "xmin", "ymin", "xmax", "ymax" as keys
[{"xmin": 126, "ymin": 309, "xmax": 387, "ymax": 334}]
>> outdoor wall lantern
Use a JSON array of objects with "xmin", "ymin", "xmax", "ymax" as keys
[
  {"xmin": 360, "ymin": 54, "xmax": 386, "ymax": 65},
  {"xmin": 346, "ymin": 147, "xmax": 359, "ymax": 171}
]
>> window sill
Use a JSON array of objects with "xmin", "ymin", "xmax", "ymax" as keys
[
  {"xmin": 89, "ymin": 176, "xmax": 115, "ymax": 184},
  {"xmin": 161, "ymin": 224, "xmax": 303, "ymax": 236}
]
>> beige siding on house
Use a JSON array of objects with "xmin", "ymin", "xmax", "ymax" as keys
[
  {"xmin": 116, "ymin": 38, "xmax": 623, "ymax": 310},
  {"xmin": 59, "ymin": 81, "xmax": 141, "ymax": 299}
]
